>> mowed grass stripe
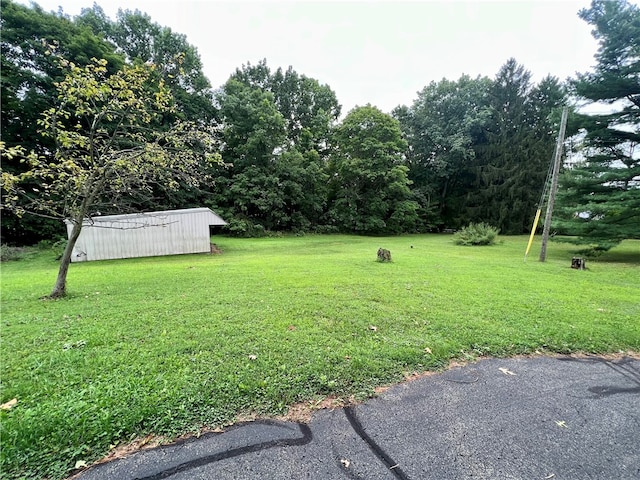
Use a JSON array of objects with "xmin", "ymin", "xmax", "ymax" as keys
[{"xmin": 1, "ymin": 234, "xmax": 638, "ymax": 479}]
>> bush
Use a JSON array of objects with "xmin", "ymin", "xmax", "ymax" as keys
[
  {"xmin": 453, "ymin": 223, "xmax": 499, "ymax": 246},
  {"xmin": 37, "ymin": 238, "xmax": 67, "ymax": 260},
  {"xmin": 224, "ymin": 218, "xmax": 267, "ymax": 238},
  {"xmin": 0, "ymin": 244, "xmax": 25, "ymax": 262},
  {"xmin": 312, "ymin": 225, "xmax": 339, "ymax": 234}
]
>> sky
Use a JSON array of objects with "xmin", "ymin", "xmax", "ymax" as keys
[{"xmin": 17, "ymin": 0, "xmax": 614, "ymax": 114}]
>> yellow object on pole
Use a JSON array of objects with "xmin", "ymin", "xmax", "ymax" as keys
[{"xmin": 524, "ymin": 208, "xmax": 542, "ymax": 261}]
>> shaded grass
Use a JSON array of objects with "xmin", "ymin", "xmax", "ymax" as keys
[{"xmin": 1, "ymin": 234, "xmax": 639, "ymax": 479}]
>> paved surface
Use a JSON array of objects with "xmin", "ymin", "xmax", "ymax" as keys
[{"xmin": 76, "ymin": 355, "xmax": 640, "ymax": 480}]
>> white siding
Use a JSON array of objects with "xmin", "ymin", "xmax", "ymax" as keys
[{"xmin": 66, "ymin": 208, "xmax": 226, "ymax": 262}]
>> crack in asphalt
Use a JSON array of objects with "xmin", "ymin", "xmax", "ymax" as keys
[
  {"xmin": 132, "ymin": 420, "xmax": 312, "ymax": 480},
  {"xmin": 344, "ymin": 406, "xmax": 412, "ymax": 480}
]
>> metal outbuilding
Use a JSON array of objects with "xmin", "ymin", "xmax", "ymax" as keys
[{"xmin": 65, "ymin": 207, "xmax": 227, "ymax": 262}]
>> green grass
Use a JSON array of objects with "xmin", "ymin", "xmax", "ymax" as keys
[{"xmin": 1, "ymin": 234, "xmax": 639, "ymax": 479}]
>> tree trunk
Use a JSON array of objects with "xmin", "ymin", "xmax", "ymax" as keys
[
  {"xmin": 439, "ymin": 178, "xmax": 449, "ymax": 219},
  {"xmin": 49, "ymin": 221, "xmax": 83, "ymax": 298}
]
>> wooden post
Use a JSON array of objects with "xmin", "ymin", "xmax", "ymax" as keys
[{"xmin": 539, "ymin": 106, "xmax": 568, "ymax": 262}]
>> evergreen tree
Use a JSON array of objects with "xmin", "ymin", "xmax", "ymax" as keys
[
  {"xmin": 469, "ymin": 59, "xmax": 564, "ymax": 234},
  {"xmin": 554, "ymin": 0, "xmax": 640, "ymax": 250}
]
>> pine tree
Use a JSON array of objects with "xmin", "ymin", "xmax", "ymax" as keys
[
  {"xmin": 554, "ymin": 0, "xmax": 640, "ymax": 250},
  {"xmin": 469, "ymin": 59, "xmax": 562, "ymax": 234}
]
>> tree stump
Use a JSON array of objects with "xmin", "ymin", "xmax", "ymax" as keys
[
  {"xmin": 571, "ymin": 257, "xmax": 585, "ymax": 270},
  {"xmin": 377, "ymin": 248, "xmax": 392, "ymax": 262}
]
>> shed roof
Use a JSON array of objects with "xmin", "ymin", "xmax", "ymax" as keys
[{"xmin": 66, "ymin": 207, "xmax": 227, "ymax": 225}]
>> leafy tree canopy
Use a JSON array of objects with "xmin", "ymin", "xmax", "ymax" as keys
[
  {"xmin": 1, "ymin": 1, "xmax": 220, "ymax": 244},
  {"xmin": 214, "ymin": 61, "xmax": 341, "ymax": 233},
  {"xmin": 394, "ymin": 75, "xmax": 493, "ymax": 228},
  {"xmin": 328, "ymin": 105, "xmax": 419, "ymax": 234},
  {"xmin": 0, "ymin": 0, "xmax": 123, "ymax": 155},
  {"xmin": 230, "ymin": 60, "xmax": 341, "ymax": 155},
  {"xmin": 397, "ymin": 60, "xmax": 565, "ymax": 234},
  {"xmin": 0, "ymin": 0, "xmax": 126, "ymax": 243},
  {"xmin": 76, "ymin": 5, "xmax": 217, "ymax": 124},
  {"xmin": 1, "ymin": 54, "xmax": 221, "ymax": 297}
]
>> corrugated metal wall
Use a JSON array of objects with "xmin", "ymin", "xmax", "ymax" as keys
[{"xmin": 67, "ymin": 208, "xmax": 226, "ymax": 262}]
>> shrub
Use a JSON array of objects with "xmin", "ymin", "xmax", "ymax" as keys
[
  {"xmin": 453, "ymin": 223, "xmax": 499, "ymax": 246},
  {"xmin": 0, "ymin": 244, "xmax": 25, "ymax": 262},
  {"xmin": 312, "ymin": 225, "xmax": 339, "ymax": 234},
  {"xmin": 225, "ymin": 218, "xmax": 267, "ymax": 238},
  {"xmin": 37, "ymin": 238, "xmax": 67, "ymax": 260}
]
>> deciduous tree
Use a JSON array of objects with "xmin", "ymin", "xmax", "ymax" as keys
[
  {"xmin": 229, "ymin": 60, "xmax": 341, "ymax": 153},
  {"xmin": 0, "ymin": 0, "xmax": 124, "ymax": 243},
  {"xmin": 1, "ymin": 55, "xmax": 220, "ymax": 297},
  {"xmin": 77, "ymin": 6, "xmax": 217, "ymax": 124},
  {"xmin": 394, "ymin": 75, "xmax": 492, "ymax": 229},
  {"xmin": 216, "ymin": 62, "xmax": 341, "ymax": 233},
  {"xmin": 328, "ymin": 105, "xmax": 419, "ymax": 233}
]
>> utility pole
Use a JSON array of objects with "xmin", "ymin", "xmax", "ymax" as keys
[{"xmin": 539, "ymin": 106, "xmax": 568, "ymax": 262}]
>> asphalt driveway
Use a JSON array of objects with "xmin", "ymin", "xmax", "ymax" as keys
[{"xmin": 75, "ymin": 355, "xmax": 640, "ymax": 480}]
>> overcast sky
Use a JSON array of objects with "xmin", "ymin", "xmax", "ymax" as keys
[{"xmin": 18, "ymin": 0, "xmax": 616, "ymax": 114}]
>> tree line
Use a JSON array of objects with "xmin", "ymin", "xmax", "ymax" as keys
[{"xmin": 2, "ymin": 0, "xmax": 638, "ymax": 250}]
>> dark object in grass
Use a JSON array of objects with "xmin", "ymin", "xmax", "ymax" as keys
[
  {"xmin": 377, "ymin": 248, "xmax": 392, "ymax": 262},
  {"xmin": 210, "ymin": 243, "xmax": 223, "ymax": 254},
  {"xmin": 571, "ymin": 257, "xmax": 586, "ymax": 270}
]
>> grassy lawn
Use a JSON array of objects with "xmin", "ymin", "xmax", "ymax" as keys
[{"xmin": 1, "ymin": 234, "xmax": 639, "ymax": 479}]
